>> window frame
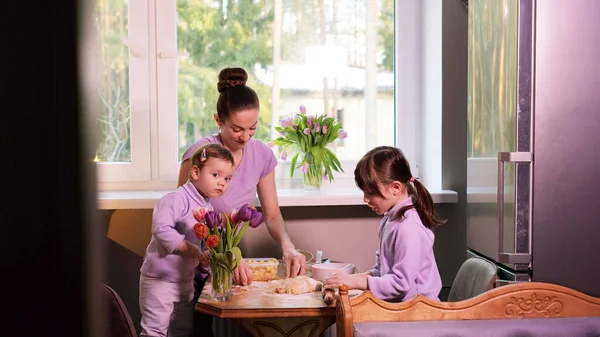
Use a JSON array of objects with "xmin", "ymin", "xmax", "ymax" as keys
[{"xmin": 95, "ymin": 0, "xmax": 152, "ymax": 184}]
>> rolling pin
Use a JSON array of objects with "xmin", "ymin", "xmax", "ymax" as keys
[{"xmin": 322, "ymin": 287, "xmax": 336, "ymax": 306}]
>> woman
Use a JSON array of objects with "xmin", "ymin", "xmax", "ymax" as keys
[{"xmin": 178, "ymin": 67, "xmax": 306, "ymax": 285}]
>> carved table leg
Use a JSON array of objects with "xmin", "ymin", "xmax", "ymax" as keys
[{"xmin": 236, "ymin": 316, "xmax": 336, "ymax": 337}]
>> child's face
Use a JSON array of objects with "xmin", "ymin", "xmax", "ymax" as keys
[
  {"xmin": 362, "ymin": 182, "xmax": 407, "ymax": 215},
  {"xmin": 190, "ymin": 157, "xmax": 234, "ymax": 198}
]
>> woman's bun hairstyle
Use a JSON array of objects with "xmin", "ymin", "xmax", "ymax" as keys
[{"xmin": 217, "ymin": 67, "xmax": 248, "ymax": 93}]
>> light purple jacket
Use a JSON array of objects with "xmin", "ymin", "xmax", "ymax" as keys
[
  {"xmin": 367, "ymin": 197, "xmax": 442, "ymax": 302},
  {"xmin": 181, "ymin": 134, "xmax": 277, "ymax": 213},
  {"xmin": 140, "ymin": 181, "xmax": 212, "ymax": 283}
]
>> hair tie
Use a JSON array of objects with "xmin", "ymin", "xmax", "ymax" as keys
[
  {"xmin": 200, "ymin": 149, "xmax": 207, "ymax": 162},
  {"xmin": 409, "ymin": 177, "xmax": 416, "ymax": 183}
]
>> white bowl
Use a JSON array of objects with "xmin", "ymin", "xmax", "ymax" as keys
[{"xmin": 311, "ymin": 262, "xmax": 354, "ymax": 282}]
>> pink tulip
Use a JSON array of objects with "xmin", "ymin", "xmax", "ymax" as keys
[
  {"xmin": 299, "ymin": 105, "xmax": 306, "ymax": 114},
  {"xmin": 281, "ymin": 117, "xmax": 294, "ymax": 128},
  {"xmin": 303, "ymin": 128, "xmax": 310, "ymax": 135},
  {"xmin": 281, "ymin": 151, "xmax": 288, "ymax": 160},
  {"xmin": 322, "ymin": 125, "xmax": 328, "ymax": 134},
  {"xmin": 338, "ymin": 130, "xmax": 348, "ymax": 139},
  {"xmin": 302, "ymin": 163, "xmax": 309, "ymax": 173},
  {"xmin": 314, "ymin": 123, "xmax": 320, "ymax": 133},
  {"xmin": 193, "ymin": 207, "xmax": 210, "ymax": 223}
]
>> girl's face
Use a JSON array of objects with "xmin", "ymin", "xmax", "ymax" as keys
[
  {"xmin": 362, "ymin": 181, "xmax": 407, "ymax": 215},
  {"xmin": 190, "ymin": 157, "xmax": 234, "ymax": 198},
  {"xmin": 214, "ymin": 108, "xmax": 259, "ymax": 152}
]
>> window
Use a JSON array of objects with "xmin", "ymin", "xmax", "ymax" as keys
[
  {"xmin": 95, "ymin": 0, "xmax": 431, "ymax": 192},
  {"xmin": 467, "ymin": 0, "xmax": 518, "ymax": 187}
]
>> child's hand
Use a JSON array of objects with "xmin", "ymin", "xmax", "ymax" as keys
[
  {"xmin": 198, "ymin": 249, "xmax": 211, "ymax": 267},
  {"xmin": 177, "ymin": 240, "xmax": 204, "ymax": 266},
  {"xmin": 322, "ymin": 272, "xmax": 368, "ymax": 290}
]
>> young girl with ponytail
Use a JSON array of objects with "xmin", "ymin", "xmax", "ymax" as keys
[{"xmin": 322, "ymin": 146, "xmax": 445, "ymax": 302}]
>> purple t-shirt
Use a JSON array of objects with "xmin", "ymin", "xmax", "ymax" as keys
[
  {"xmin": 140, "ymin": 181, "xmax": 213, "ymax": 283},
  {"xmin": 181, "ymin": 134, "xmax": 278, "ymax": 213},
  {"xmin": 367, "ymin": 197, "xmax": 442, "ymax": 302}
]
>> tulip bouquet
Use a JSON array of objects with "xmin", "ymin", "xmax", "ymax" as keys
[
  {"xmin": 192, "ymin": 203, "xmax": 264, "ymax": 301},
  {"xmin": 270, "ymin": 105, "xmax": 347, "ymax": 189}
]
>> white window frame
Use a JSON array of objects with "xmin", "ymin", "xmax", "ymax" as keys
[{"xmin": 96, "ymin": 0, "xmax": 445, "ymax": 193}]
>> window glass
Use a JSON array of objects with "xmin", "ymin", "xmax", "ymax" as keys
[
  {"xmin": 176, "ymin": 0, "xmax": 395, "ymax": 161},
  {"xmin": 94, "ymin": 0, "xmax": 131, "ymax": 163}
]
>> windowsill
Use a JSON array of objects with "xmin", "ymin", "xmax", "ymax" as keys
[{"xmin": 97, "ymin": 188, "xmax": 459, "ymax": 210}]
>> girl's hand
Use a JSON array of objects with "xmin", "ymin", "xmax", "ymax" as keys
[
  {"xmin": 283, "ymin": 248, "xmax": 306, "ymax": 278},
  {"xmin": 322, "ymin": 272, "xmax": 368, "ymax": 290},
  {"xmin": 198, "ymin": 249, "xmax": 211, "ymax": 267},
  {"xmin": 232, "ymin": 258, "xmax": 253, "ymax": 286}
]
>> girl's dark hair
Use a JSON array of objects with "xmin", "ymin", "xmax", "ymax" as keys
[
  {"xmin": 190, "ymin": 144, "xmax": 235, "ymax": 172},
  {"xmin": 216, "ymin": 67, "xmax": 260, "ymax": 121},
  {"xmin": 354, "ymin": 146, "xmax": 446, "ymax": 229}
]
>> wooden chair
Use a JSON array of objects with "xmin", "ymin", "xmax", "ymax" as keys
[{"xmin": 335, "ymin": 282, "xmax": 600, "ymax": 337}]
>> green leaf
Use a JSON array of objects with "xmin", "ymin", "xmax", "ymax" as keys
[
  {"xmin": 225, "ymin": 214, "xmax": 234, "ymax": 250},
  {"xmin": 290, "ymin": 153, "xmax": 299, "ymax": 178},
  {"xmin": 325, "ymin": 148, "xmax": 343, "ymax": 172},
  {"xmin": 311, "ymin": 146, "xmax": 323, "ymax": 166},
  {"xmin": 232, "ymin": 222, "xmax": 249, "ymax": 247}
]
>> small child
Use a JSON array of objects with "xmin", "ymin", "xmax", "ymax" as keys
[
  {"xmin": 139, "ymin": 144, "xmax": 234, "ymax": 337},
  {"xmin": 322, "ymin": 146, "xmax": 445, "ymax": 302}
]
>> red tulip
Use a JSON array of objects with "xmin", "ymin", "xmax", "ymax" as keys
[
  {"xmin": 193, "ymin": 223, "xmax": 209, "ymax": 240},
  {"xmin": 206, "ymin": 235, "xmax": 219, "ymax": 248}
]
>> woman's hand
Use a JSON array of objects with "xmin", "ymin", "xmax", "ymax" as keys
[
  {"xmin": 283, "ymin": 248, "xmax": 307, "ymax": 278},
  {"xmin": 232, "ymin": 257, "xmax": 253, "ymax": 286}
]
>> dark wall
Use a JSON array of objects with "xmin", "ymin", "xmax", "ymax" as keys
[
  {"xmin": 3, "ymin": 1, "xmax": 104, "ymax": 336},
  {"xmin": 440, "ymin": 0, "xmax": 469, "ymax": 291}
]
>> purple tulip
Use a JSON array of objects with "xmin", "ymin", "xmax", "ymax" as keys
[
  {"xmin": 236, "ymin": 203, "xmax": 253, "ymax": 222},
  {"xmin": 281, "ymin": 151, "xmax": 288, "ymax": 161},
  {"xmin": 299, "ymin": 105, "xmax": 306, "ymax": 114},
  {"xmin": 204, "ymin": 211, "xmax": 221, "ymax": 229},
  {"xmin": 314, "ymin": 123, "xmax": 320, "ymax": 133},
  {"xmin": 303, "ymin": 128, "xmax": 310, "ymax": 135},
  {"xmin": 281, "ymin": 117, "xmax": 294, "ymax": 128},
  {"xmin": 338, "ymin": 130, "xmax": 348, "ymax": 139},
  {"xmin": 249, "ymin": 211, "xmax": 265, "ymax": 228}
]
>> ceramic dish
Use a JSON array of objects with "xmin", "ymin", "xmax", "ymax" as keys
[{"xmin": 311, "ymin": 262, "xmax": 355, "ymax": 282}]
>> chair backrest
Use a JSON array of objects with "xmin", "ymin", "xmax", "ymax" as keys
[
  {"xmin": 447, "ymin": 257, "xmax": 498, "ymax": 302},
  {"xmin": 101, "ymin": 283, "xmax": 138, "ymax": 337}
]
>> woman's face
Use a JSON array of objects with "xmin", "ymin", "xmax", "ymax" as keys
[{"xmin": 215, "ymin": 108, "xmax": 259, "ymax": 152}]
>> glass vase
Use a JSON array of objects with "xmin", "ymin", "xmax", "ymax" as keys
[
  {"xmin": 210, "ymin": 255, "xmax": 233, "ymax": 301},
  {"xmin": 302, "ymin": 163, "xmax": 323, "ymax": 190}
]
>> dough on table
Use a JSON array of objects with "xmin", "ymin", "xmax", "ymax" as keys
[{"xmin": 274, "ymin": 276, "xmax": 322, "ymax": 295}]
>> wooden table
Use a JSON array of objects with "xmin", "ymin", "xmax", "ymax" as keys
[{"xmin": 195, "ymin": 265, "xmax": 337, "ymax": 337}]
